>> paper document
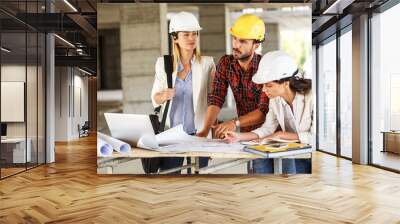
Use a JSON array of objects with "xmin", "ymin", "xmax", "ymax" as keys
[
  {"xmin": 137, "ymin": 125, "xmax": 209, "ymax": 149},
  {"xmin": 156, "ymin": 125, "xmax": 207, "ymax": 145},
  {"xmin": 98, "ymin": 132, "xmax": 131, "ymax": 154},
  {"xmin": 97, "ymin": 138, "xmax": 113, "ymax": 156},
  {"xmin": 136, "ymin": 125, "xmax": 244, "ymax": 153},
  {"xmin": 157, "ymin": 140, "xmax": 244, "ymax": 153},
  {"xmin": 137, "ymin": 134, "xmax": 158, "ymax": 150}
]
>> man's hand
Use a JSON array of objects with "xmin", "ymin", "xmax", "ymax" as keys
[{"xmin": 212, "ymin": 120, "xmax": 236, "ymax": 139}]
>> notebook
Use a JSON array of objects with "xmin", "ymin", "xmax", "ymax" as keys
[{"xmin": 244, "ymin": 143, "xmax": 311, "ymax": 158}]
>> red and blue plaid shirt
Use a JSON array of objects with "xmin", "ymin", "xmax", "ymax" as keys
[{"xmin": 208, "ymin": 54, "xmax": 269, "ymax": 132}]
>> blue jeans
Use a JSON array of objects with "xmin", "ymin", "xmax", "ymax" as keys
[
  {"xmin": 159, "ymin": 157, "xmax": 209, "ymax": 174},
  {"xmin": 252, "ymin": 158, "xmax": 311, "ymax": 174}
]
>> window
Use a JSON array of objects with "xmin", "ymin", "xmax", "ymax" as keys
[
  {"xmin": 317, "ymin": 36, "xmax": 337, "ymax": 154},
  {"xmin": 98, "ymin": 29, "xmax": 121, "ymax": 90},
  {"xmin": 371, "ymin": 3, "xmax": 400, "ymax": 171},
  {"xmin": 0, "ymin": 1, "xmax": 46, "ymax": 179},
  {"xmin": 339, "ymin": 28, "xmax": 352, "ymax": 158}
]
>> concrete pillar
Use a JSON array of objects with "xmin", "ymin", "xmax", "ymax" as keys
[
  {"xmin": 262, "ymin": 23, "xmax": 280, "ymax": 54},
  {"xmin": 46, "ymin": 0, "xmax": 55, "ymax": 163},
  {"xmin": 88, "ymin": 76, "xmax": 97, "ymax": 132},
  {"xmin": 352, "ymin": 14, "xmax": 369, "ymax": 165},
  {"xmin": 120, "ymin": 4, "xmax": 168, "ymax": 114},
  {"xmin": 198, "ymin": 4, "xmax": 226, "ymax": 61}
]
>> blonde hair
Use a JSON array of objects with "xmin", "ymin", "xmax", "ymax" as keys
[{"xmin": 171, "ymin": 33, "xmax": 202, "ymax": 71}]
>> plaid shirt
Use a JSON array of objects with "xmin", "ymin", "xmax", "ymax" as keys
[{"xmin": 208, "ymin": 54, "xmax": 269, "ymax": 132}]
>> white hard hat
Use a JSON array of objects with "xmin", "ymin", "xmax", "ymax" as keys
[
  {"xmin": 169, "ymin": 12, "xmax": 202, "ymax": 33},
  {"xmin": 252, "ymin": 51, "xmax": 299, "ymax": 84}
]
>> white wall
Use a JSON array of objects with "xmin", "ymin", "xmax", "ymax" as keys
[
  {"xmin": 1, "ymin": 65, "xmax": 33, "ymax": 138},
  {"xmin": 54, "ymin": 67, "xmax": 89, "ymax": 141},
  {"xmin": 55, "ymin": 67, "xmax": 68, "ymax": 141},
  {"xmin": 1, "ymin": 64, "xmax": 46, "ymax": 163}
]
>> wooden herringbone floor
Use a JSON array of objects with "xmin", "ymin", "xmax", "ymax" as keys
[{"xmin": 1, "ymin": 135, "xmax": 400, "ymax": 224}]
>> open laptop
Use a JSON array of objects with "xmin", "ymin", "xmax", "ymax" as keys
[{"xmin": 104, "ymin": 113, "xmax": 156, "ymax": 146}]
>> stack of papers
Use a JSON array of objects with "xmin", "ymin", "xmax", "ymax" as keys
[
  {"xmin": 243, "ymin": 143, "xmax": 311, "ymax": 157},
  {"xmin": 241, "ymin": 138, "xmax": 299, "ymax": 146}
]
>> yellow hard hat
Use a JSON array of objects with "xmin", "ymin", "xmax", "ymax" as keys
[{"xmin": 230, "ymin": 14, "xmax": 265, "ymax": 42}]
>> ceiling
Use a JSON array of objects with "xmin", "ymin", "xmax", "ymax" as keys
[
  {"xmin": 2, "ymin": 0, "xmax": 395, "ymax": 74},
  {"xmin": 311, "ymin": 0, "xmax": 390, "ymax": 44},
  {"xmin": 0, "ymin": 0, "xmax": 97, "ymax": 74}
]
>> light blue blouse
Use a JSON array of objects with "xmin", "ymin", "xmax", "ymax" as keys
[{"xmin": 169, "ymin": 59, "xmax": 196, "ymax": 135}]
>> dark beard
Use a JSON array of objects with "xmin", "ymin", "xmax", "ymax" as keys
[
  {"xmin": 233, "ymin": 50, "xmax": 253, "ymax": 63},
  {"xmin": 236, "ymin": 52, "xmax": 252, "ymax": 61}
]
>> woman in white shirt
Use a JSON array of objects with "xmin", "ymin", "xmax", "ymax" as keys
[
  {"xmin": 224, "ymin": 51, "xmax": 313, "ymax": 174},
  {"xmin": 151, "ymin": 12, "xmax": 215, "ymax": 173}
]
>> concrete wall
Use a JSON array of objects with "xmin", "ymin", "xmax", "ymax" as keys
[
  {"xmin": 199, "ymin": 4, "xmax": 226, "ymax": 61},
  {"xmin": 262, "ymin": 23, "xmax": 280, "ymax": 54},
  {"xmin": 120, "ymin": 4, "xmax": 167, "ymax": 115},
  {"xmin": 98, "ymin": 29, "xmax": 121, "ymax": 90},
  {"xmin": 97, "ymin": 3, "xmax": 121, "ymax": 30},
  {"xmin": 1, "ymin": 64, "xmax": 46, "ymax": 164}
]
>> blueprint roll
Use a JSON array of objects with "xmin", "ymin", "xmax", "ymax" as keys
[
  {"xmin": 97, "ymin": 137, "xmax": 113, "ymax": 156},
  {"xmin": 97, "ymin": 132, "xmax": 131, "ymax": 154}
]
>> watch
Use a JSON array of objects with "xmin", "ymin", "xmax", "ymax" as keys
[{"xmin": 234, "ymin": 118, "xmax": 240, "ymax": 129}]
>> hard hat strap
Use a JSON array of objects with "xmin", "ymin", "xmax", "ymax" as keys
[{"xmin": 291, "ymin": 69, "xmax": 300, "ymax": 79}]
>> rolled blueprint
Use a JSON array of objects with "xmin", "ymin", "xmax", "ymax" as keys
[
  {"xmin": 97, "ymin": 137, "xmax": 113, "ymax": 156},
  {"xmin": 97, "ymin": 132, "xmax": 131, "ymax": 154}
]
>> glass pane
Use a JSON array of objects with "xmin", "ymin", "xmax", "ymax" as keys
[
  {"xmin": 371, "ymin": 4, "xmax": 400, "ymax": 171},
  {"xmin": 340, "ymin": 29, "xmax": 352, "ymax": 158},
  {"xmin": 25, "ymin": 0, "xmax": 38, "ymax": 169},
  {"xmin": 318, "ymin": 37, "xmax": 337, "ymax": 154},
  {"xmin": 38, "ymin": 32, "xmax": 45, "ymax": 165},
  {"xmin": 27, "ymin": 31, "xmax": 38, "ymax": 169},
  {"xmin": 1, "ymin": 30, "xmax": 27, "ymax": 177}
]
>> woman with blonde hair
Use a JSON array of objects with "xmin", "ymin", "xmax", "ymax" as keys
[{"xmin": 151, "ymin": 12, "xmax": 215, "ymax": 173}]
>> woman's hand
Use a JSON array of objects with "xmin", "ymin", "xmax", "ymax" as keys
[
  {"xmin": 155, "ymin": 88, "xmax": 175, "ymax": 104},
  {"xmin": 196, "ymin": 129, "xmax": 208, "ymax": 138},
  {"xmin": 265, "ymin": 131, "xmax": 299, "ymax": 141},
  {"xmin": 223, "ymin": 131, "xmax": 240, "ymax": 144},
  {"xmin": 251, "ymin": 138, "xmax": 263, "ymax": 144},
  {"xmin": 267, "ymin": 131, "xmax": 283, "ymax": 139}
]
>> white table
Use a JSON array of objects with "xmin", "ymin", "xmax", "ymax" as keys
[
  {"xmin": 1, "ymin": 138, "xmax": 31, "ymax": 163},
  {"xmin": 97, "ymin": 145, "xmax": 313, "ymax": 175}
]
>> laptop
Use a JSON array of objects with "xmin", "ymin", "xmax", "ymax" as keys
[{"xmin": 104, "ymin": 113, "xmax": 156, "ymax": 146}]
